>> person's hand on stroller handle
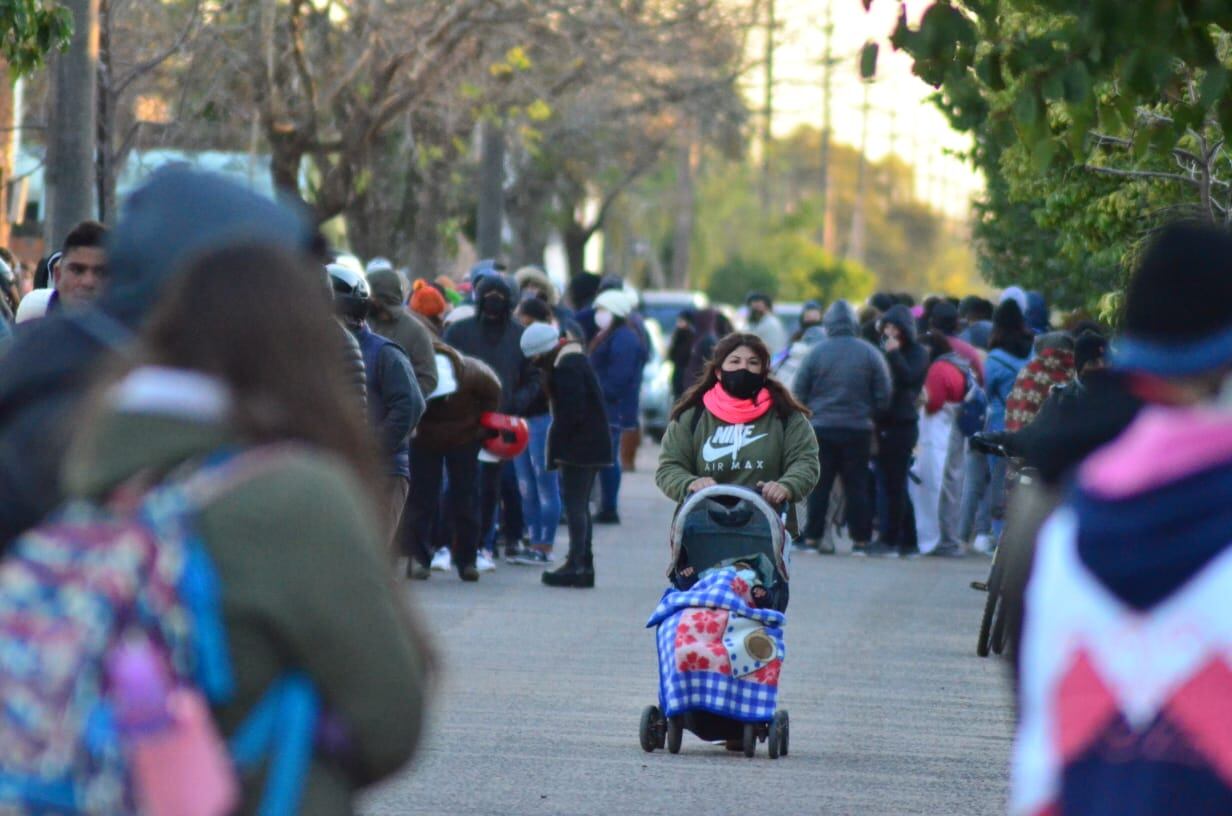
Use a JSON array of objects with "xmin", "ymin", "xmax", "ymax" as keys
[
  {"xmin": 688, "ymin": 477, "xmax": 718, "ymax": 493},
  {"xmin": 757, "ymin": 481, "xmax": 790, "ymax": 505}
]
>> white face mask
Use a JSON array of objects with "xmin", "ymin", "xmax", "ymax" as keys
[{"xmin": 595, "ymin": 309, "xmax": 613, "ymax": 331}]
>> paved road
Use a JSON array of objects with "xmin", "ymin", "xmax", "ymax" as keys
[{"xmin": 363, "ymin": 444, "xmax": 1015, "ymax": 815}]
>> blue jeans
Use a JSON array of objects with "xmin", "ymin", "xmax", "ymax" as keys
[
  {"xmin": 599, "ymin": 424, "xmax": 623, "ymax": 514},
  {"xmin": 514, "ymin": 414, "xmax": 561, "ymax": 546}
]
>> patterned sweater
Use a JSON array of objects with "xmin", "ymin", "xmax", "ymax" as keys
[{"xmin": 1005, "ymin": 347, "xmax": 1074, "ymax": 432}]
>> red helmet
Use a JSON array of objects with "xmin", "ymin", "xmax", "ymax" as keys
[{"xmin": 479, "ymin": 412, "xmax": 529, "ymax": 459}]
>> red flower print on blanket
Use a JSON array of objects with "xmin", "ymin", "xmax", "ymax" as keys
[
  {"xmin": 675, "ymin": 609, "xmax": 734, "ymax": 676},
  {"xmin": 750, "ymin": 660, "xmax": 782, "ymax": 687},
  {"xmin": 730, "ymin": 576, "xmax": 751, "ymax": 602},
  {"xmin": 689, "ymin": 609, "xmax": 727, "ymax": 638}
]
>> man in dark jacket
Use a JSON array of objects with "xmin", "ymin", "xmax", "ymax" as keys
[
  {"xmin": 873, "ymin": 304, "xmax": 929, "ymax": 557},
  {"xmin": 793, "ymin": 301, "xmax": 891, "ymax": 553},
  {"xmin": 0, "ymin": 166, "xmax": 316, "ymax": 551},
  {"xmin": 444, "ymin": 273, "xmax": 539, "ymax": 560},
  {"xmin": 330, "ymin": 263, "xmax": 425, "ymax": 543}
]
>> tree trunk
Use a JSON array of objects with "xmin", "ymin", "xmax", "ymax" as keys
[
  {"xmin": 0, "ymin": 60, "xmax": 13, "ymax": 247},
  {"xmin": 46, "ymin": 0, "xmax": 100, "ymax": 246},
  {"xmin": 475, "ymin": 119, "xmax": 504, "ymax": 259},
  {"xmin": 670, "ymin": 131, "xmax": 698, "ymax": 288},
  {"xmin": 564, "ymin": 222, "xmax": 589, "ymax": 280},
  {"xmin": 95, "ymin": 0, "xmax": 116, "ymax": 224}
]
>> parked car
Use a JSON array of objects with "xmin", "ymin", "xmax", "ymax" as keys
[
  {"xmin": 640, "ymin": 290, "xmax": 709, "ymax": 335},
  {"xmin": 639, "ymin": 318, "xmax": 672, "ymax": 442}
]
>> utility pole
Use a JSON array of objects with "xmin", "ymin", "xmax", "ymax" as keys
[
  {"xmin": 759, "ymin": 0, "xmax": 775, "ymax": 218},
  {"xmin": 45, "ymin": 0, "xmax": 99, "ymax": 245},
  {"xmin": 847, "ymin": 79, "xmax": 872, "ymax": 267},
  {"xmin": 818, "ymin": 0, "xmax": 835, "ymax": 249}
]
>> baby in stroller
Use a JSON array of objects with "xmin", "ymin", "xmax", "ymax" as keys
[
  {"xmin": 640, "ymin": 485, "xmax": 791, "ymax": 759},
  {"xmin": 675, "ymin": 555, "xmax": 774, "ymax": 609}
]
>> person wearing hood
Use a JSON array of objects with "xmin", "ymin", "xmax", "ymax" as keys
[
  {"xmin": 588, "ymin": 289, "xmax": 648, "ymax": 524},
  {"xmin": 0, "ymin": 167, "xmax": 317, "ymax": 550},
  {"xmin": 1010, "ymin": 221, "xmax": 1232, "ymax": 816},
  {"xmin": 745, "ymin": 291, "xmax": 788, "ymax": 356},
  {"xmin": 793, "ymin": 300, "xmax": 891, "ymax": 553},
  {"xmin": 520, "ymin": 322, "xmax": 612, "ymax": 587},
  {"xmin": 443, "ymin": 271, "xmax": 539, "ymax": 563},
  {"xmin": 366, "ymin": 265, "xmax": 438, "ymax": 397},
  {"xmin": 872, "ymin": 304, "xmax": 930, "ymax": 557},
  {"xmin": 1024, "ymin": 290, "xmax": 1050, "ymax": 335}
]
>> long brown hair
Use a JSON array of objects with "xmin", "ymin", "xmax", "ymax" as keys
[
  {"xmin": 671, "ymin": 332, "xmax": 810, "ymax": 421},
  {"xmin": 136, "ymin": 242, "xmax": 381, "ymax": 495}
]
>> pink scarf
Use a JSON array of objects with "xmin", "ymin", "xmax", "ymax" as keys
[{"xmin": 702, "ymin": 384, "xmax": 773, "ymax": 425}]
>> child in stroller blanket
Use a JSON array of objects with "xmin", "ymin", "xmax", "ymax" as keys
[{"xmin": 676, "ymin": 559, "xmax": 772, "ymax": 608}]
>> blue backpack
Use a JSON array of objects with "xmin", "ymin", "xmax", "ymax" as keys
[
  {"xmin": 942, "ymin": 353, "xmax": 989, "ymax": 437},
  {"xmin": 0, "ymin": 448, "xmax": 319, "ymax": 816}
]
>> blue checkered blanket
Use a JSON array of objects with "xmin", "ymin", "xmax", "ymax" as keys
[{"xmin": 646, "ymin": 569, "xmax": 786, "ymax": 723}]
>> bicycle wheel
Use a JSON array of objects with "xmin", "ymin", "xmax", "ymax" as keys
[{"xmin": 976, "ymin": 552, "xmax": 1003, "ymax": 658}]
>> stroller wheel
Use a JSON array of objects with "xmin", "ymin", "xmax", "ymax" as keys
[
  {"xmin": 769, "ymin": 711, "xmax": 789, "ymax": 759},
  {"xmin": 742, "ymin": 723, "xmax": 756, "ymax": 758},
  {"xmin": 640, "ymin": 706, "xmax": 664, "ymax": 753},
  {"xmin": 667, "ymin": 717, "xmax": 682, "ymax": 754}
]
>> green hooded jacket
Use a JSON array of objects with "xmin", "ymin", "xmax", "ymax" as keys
[
  {"xmin": 62, "ymin": 400, "xmax": 427, "ymax": 816},
  {"xmin": 655, "ymin": 404, "xmax": 820, "ymax": 505}
]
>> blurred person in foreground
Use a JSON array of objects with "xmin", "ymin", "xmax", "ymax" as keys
[
  {"xmin": 1012, "ymin": 221, "xmax": 1232, "ymax": 816},
  {"xmin": 65, "ymin": 243, "xmax": 430, "ymax": 813},
  {"xmin": 0, "ymin": 167, "xmax": 316, "ymax": 550}
]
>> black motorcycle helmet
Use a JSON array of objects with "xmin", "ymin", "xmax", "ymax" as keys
[{"xmin": 327, "ymin": 262, "xmax": 371, "ymax": 323}]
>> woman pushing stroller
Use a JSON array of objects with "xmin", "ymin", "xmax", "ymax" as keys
[
  {"xmin": 655, "ymin": 332, "xmax": 819, "ymax": 536},
  {"xmin": 640, "ymin": 333, "xmax": 818, "ymax": 758}
]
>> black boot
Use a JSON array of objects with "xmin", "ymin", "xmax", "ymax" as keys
[{"xmin": 542, "ymin": 553, "xmax": 594, "ymax": 588}]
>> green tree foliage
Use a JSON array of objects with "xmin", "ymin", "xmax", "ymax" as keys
[
  {"xmin": 1, "ymin": 0, "xmax": 71, "ymax": 76},
  {"xmin": 873, "ymin": 0, "xmax": 1232, "ymax": 309},
  {"xmin": 653, "ymin": 126, "xmax": 971, "ymax": 304}
]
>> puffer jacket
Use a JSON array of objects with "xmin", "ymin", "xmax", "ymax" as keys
[
  {"xmin": 340, "ymin": 323, "xmax": 367, "ymax": 411},
  {"xmin": 414, "ymin": 342, "xmax": 501, "ymax": 452},
  {"xmin": 792, "ymin": 302, "xmax": 891, "ymax": 430}
]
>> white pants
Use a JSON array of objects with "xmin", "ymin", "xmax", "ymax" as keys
[{"xmin": 909, "ymin": 405, "xmax": 958, "ymax": 554}]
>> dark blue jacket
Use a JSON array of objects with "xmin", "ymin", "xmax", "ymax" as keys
[
  {"xmin": 590, "ymin": 320, "xmax": 646, "ymax": 429},
  {"xmin": 355, "ymin": 325, "xmax": 423, "ymax": 479}
]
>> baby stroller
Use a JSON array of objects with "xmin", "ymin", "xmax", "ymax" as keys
[{"xmin": 639, "ymin": 485, "xmax": 790, "ymax": 758}]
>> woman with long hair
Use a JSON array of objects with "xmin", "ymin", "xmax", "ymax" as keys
[
  {"xmin": 63, "ymin": 243, "xmax": 430, "ymax": 813},
  {"xmin": 656, "ymin": 332, "xmax": 819, "ymax": 523}
]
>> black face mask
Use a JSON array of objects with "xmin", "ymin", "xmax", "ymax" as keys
[
  {"xmin": 719, "ymin": 368, "xmax": 766, "ymax": 400},
  {"xmin": 480, "ymin": 295, "xmax": 507, "ymax": 322}
]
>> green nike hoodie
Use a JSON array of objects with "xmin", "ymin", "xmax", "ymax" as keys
[{"xmin": 655, "ymin": 404, "xmax": 819, "ymax": 506}]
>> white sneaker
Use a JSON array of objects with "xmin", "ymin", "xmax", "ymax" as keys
[
  {"xmin": 476, "ymin": 550, "xmax": 497, "ymax": 573},
  {"xmin": 430, "ymin": 548, "xmax": 452, "ymax": 572},
  {"xmin": 972, "ymin": 534, "xmax": 994, "ymax": 555}
]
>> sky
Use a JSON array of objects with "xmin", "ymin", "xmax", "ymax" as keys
[{"xmin": 746, "ymin": 0, "xmax": 983, "ymax": 221}]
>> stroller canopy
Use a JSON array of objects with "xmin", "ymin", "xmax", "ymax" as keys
[{"xmin": 668, "ymin": 485, "xmax": 788, "ymax": 586}]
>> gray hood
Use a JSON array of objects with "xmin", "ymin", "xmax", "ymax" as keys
[{"xmin": 823, "ymin": 300, "xmax": 857, "ymax": 337}]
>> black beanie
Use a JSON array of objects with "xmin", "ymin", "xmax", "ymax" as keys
[
  {"xmin": 568, "ymin": 273, "xmax": 601, "ymax": 308},
  {"xmin": 1125, "ymin": 222, "xmax": 1232, "ymax": 343}
]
